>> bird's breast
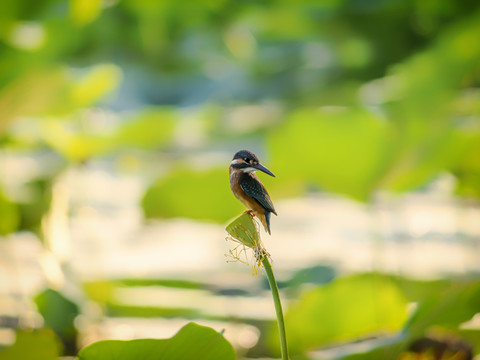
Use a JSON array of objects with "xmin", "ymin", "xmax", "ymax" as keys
[
  {"xmin": 229, "ymin": 169, "xmax": 244, "ymax": 199},
  {"xmin": 230, "ymin": 169, "xmax": 256, "ymax": 209}
]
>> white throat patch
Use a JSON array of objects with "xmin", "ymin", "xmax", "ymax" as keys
[{"xmin": 242, "ymin": 167, "xmax": 256, "ymax": 173}]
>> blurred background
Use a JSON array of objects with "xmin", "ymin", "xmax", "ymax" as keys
[{"xmin": 1, "ymin": 0, "xmax": 480, "ymax": 359}]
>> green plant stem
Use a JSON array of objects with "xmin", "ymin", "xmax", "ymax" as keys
[{"xmin": 262, "ymin": 256, "xmax": 289, "ymax": 360}]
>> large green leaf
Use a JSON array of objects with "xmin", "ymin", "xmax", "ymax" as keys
[
  {"xmin": 276, "ymin": 273, "xmax": 408, "ymax": 355},
  {"xmin": 35, "ymin": 289, "xmax": 79, "ymax": 336},
  {"xmin": 0, "ymin": 329, "xmax": 61, "ymax": 360},
  {"xmin": 379, "ymin": 122, "xmax": 460, "ymax": 193},
  {"xmin": 386, "ymin": 276, "xmax": 450, "ymax": 303},
  {"xmin": 115, "ymin": 107, "xmax": 176, "ymax": 149},
  {"xmin": 336, "ymin": 340, "xmax": 407, "ymax": 360},
  {"xmin": 34, "ymin": 289, "xmax": 79, "ymax": 354},
  {"xmin": 378, "ymin": 11, "xmax": 480, "ymax": 192},
  {"xmin": 450, "ymin": 127, "xmax": 480, "ymax": 199},
  {"xmin": 268, "ymin": 107, "xmax": 394, "ymax": 201},
  {"xmin": 142, "ymin": 167, "xmax": 242, "ymax": 222},
  {"xmin": 337, "ymin": 280, "xmax": 480, "ymax": 360},
  {"xmin": 405, "ymin": 281, "xmax": 480, "ymax": 337},
  {"xmin": 78, "ymin": 322, "xmax": 236, "ymax": 360}
]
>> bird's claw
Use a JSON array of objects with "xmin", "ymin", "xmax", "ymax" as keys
[{"xmin": 243, "ymin": 210, "xmax": 256, "ymax": 218}]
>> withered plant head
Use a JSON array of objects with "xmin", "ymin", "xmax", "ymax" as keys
[{"xmin": 225, "ymin": 212, "xmax": 270, "ymax": 274}]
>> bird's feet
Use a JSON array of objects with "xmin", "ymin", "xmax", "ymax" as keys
[{"xmin": 243, "ymin": 210, "xmax": 256, "ymax": 218}]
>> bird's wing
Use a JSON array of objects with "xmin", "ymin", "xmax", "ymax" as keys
[{"xmin": 240, "ymin": 174, "xmax": 276, "ymax": 214}]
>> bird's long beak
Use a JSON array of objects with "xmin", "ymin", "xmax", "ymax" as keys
[{"xmin": 254, "ymin": 163, "xmax": 275, "ymax": 177}]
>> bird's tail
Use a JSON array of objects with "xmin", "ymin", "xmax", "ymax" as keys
[{"xmin": 264, "ymin": 211, "xmax": 271, "ymax": 235}]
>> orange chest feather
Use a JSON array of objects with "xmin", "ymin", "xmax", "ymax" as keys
[{"xmin": 229, "ymin": 169, "xmax": 260, "ymax": 211}]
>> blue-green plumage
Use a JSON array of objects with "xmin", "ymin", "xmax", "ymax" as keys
[{"xmin": 240, "ymin": 173, "xmax": 275, "ymax": 212}]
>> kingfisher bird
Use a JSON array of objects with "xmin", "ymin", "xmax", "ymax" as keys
[{"xmin": 229, "ymin": 150, "xmax": 277, "ymax": 234}]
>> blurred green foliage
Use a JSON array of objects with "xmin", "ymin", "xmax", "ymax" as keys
[
  {"xmin": 78, "ymin": 322, "xmax": 236, "ymax": 360},
  {"xmin": 269, "ymin": 107, "xmax": 392, "ymax": 201},
  {"xmin": 0, "ymin": 329, "xmax": 61, "ymax": 360},
  {"xmin": 83, "ymin": 279, "xmax": 203, "ymax": 319},
  {"xmin": 116, "ymin": 107, "xmax": 176, "ymax": 149},
  {"xmin": 0, "ymin": 0, "xmax": 479, "ymax": 225},
  {"xmin": 0, "ymin": 190, "xmax": 19, "ymax": 236},
  {"xmin": 275, "ymin": 273, "xmax": 409, "ymax": 354},
  {"xmin": 17, "ymin": 177, "xmax": 54, "ymax": 236},
  {"xmin": 143, "ymin": 167, "xmax": 243, "ymax": 222},
  {"xmin": 279, "ymin": 275, "xmax": 480, "ymax": 360},
  {"xmin": 79, "ymin": 273, "xmax": 480, "ymax": 359},
  {"xmin": 1, "ymin": 0, "xmax": 480, "ymax": 359},
  {"xmin": 405, "ymin": 281, "xmax": 480, "ymax": 337},
  {"xmin": 34, "ymin": 289, "xmax": 79, "ymax": 355},
  {"xmin": 138, "ymin": 2, "xmax": 480, "ymax": 220},
  {"xmin": 344, "ymin": 279, "xmax": 480, "ymax": 359}
]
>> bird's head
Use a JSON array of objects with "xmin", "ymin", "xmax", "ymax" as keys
[{"xmin": 230, "ymin": 150, "xmax": 275, "ymax": 177}]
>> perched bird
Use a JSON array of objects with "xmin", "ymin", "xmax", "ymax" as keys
[{"xmin": 229, "ymin": 150, "xmax": 277, "ymax": 234}]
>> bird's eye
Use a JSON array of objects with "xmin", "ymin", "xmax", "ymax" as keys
[{"xmin": 243, "ymin": 157, "xmax": 249, "ymax": 163}]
